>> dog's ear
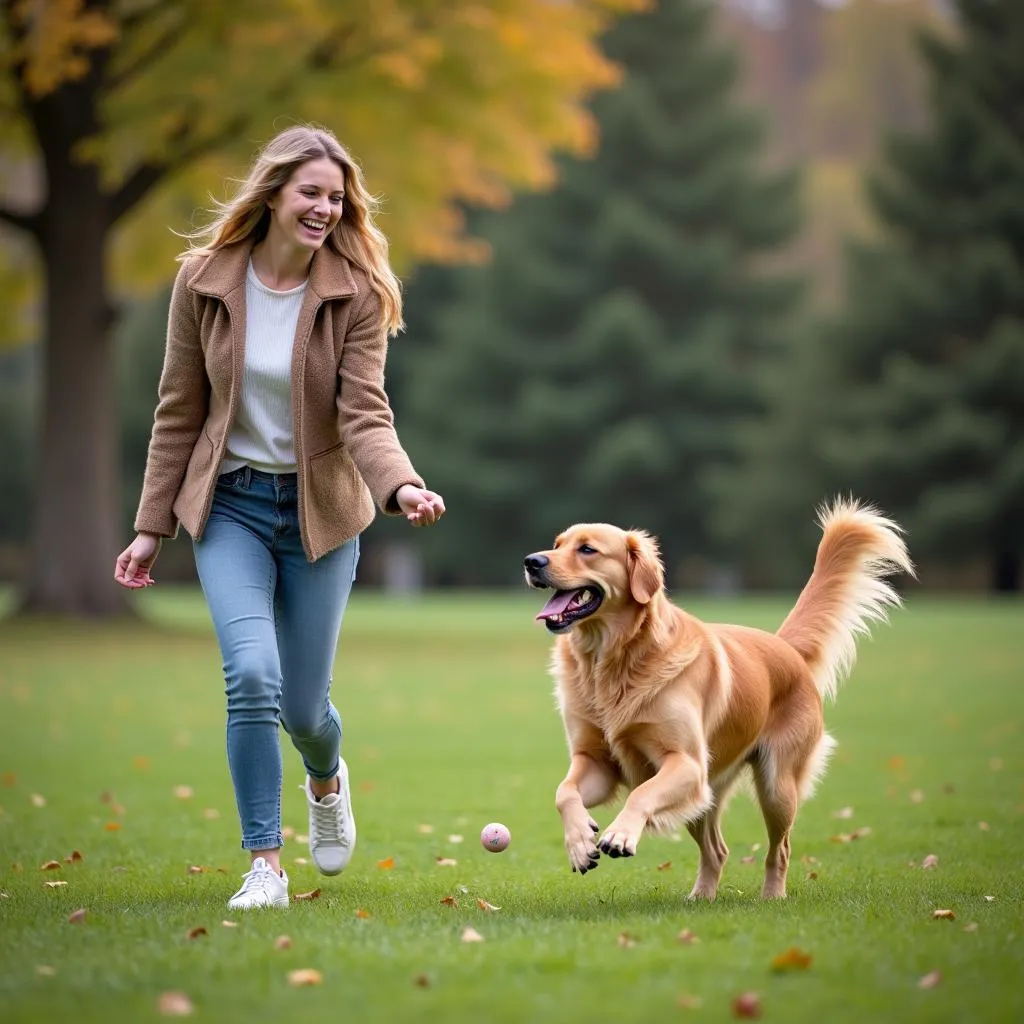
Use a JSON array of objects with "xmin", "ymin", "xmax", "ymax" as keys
[{"xmin": 626, "ymin": 531, "xmax": 663, "ymax": 604}]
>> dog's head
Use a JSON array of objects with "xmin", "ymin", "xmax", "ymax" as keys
[{"xmin": 524, "ymin": 523, "xmax": 664, "ymax": 634}]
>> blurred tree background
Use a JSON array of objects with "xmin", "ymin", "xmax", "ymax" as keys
[{"xmin": 2, "ymin": 0, "xmax": 1021, "ymax": 613}]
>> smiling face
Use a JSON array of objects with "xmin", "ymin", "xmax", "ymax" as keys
[
  {"xmin": 524, "ymin": 523, "xmax": 664, "ymax": 633},
  {"xmin": 266, "ymin": 156, "xmax": 345, "ymax": 254}
]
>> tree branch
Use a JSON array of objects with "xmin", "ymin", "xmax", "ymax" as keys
[
  {"xmin": 105, "ymin": 13, "xmax": 190, "ymax": 92},
  {"xmin": 0, "ymin": 204, "xmax": 41, "ymax": 237}
]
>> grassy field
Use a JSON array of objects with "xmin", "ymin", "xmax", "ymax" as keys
[{"xmin": 0, "ymin": 588, "xmax": 1021, "ymax": 1023}]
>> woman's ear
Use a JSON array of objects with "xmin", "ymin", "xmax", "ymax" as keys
[{"xmin": 626, "ymin": 531, "xmax": 664, "ymax": 604}]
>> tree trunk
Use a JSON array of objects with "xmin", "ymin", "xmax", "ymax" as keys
[
  {"xmin": 991, "ymin": 550, "xmax": 1021, "ymax": 593},
  {"xmin": 18, "ymin": 64, "xmax": 129, "ymax": 617}
]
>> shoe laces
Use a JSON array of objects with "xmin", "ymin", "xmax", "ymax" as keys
[
  {"xmin": 311, "ymin": 797, "xmax": 348, "ymax": 847},
  {"xmin": 237, "ymin": 861, "xmax": 279, "ymax": 899}
]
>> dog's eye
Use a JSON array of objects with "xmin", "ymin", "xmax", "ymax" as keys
[{"xmin": 578, "ymin": 544, "xmax": 597, "ymax": 555}]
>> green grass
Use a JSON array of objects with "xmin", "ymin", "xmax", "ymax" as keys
[{"xmin": 0, "ymin": 589, "xmax": 1021, "ymax": 1023}]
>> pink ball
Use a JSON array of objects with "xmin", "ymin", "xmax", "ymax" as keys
[{"xmin": 480, "ymin": 822, "xmax": 511, "ymax": 853}]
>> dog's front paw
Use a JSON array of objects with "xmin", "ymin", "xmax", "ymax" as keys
[
  {"xmin": 565, "ymin": 816, "xmax": 601, "ymax": 875},
  {"xmin": 598, "ymin": 814, "xmax": 642, "ymax": 858}
]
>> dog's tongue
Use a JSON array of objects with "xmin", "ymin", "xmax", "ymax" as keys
[{"xmin": 535, "ymin": 589, "xmax": 577, "ymax": 621}]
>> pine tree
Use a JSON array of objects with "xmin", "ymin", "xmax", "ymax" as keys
[
  {"xmin": 817, "ymin": 0, "xmax": 1024, "ymax": 590},
  {"xmin": 397, "ymin": 0, "xmax": 801, "ymax": 584}
]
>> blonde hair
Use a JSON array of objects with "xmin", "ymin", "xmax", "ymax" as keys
[{"xmin": 181, "ymin": 125, "xmax": 403, "ymax": 335}]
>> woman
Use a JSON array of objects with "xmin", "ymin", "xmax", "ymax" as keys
[{"xmin": 114, "ymin": 125, "xmax": 445, "ymax": 909}]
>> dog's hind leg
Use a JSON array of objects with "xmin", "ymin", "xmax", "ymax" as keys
[
  {"xmin": 686, "ymin": 768, "xmax": 744, "ymax": 900},
  {"xmin": 751, "ymin": 752, "xmax": 800, "ymax": 899}
]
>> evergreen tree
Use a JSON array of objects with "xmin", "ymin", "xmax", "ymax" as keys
[
  {"xmin": 816, "ymin": 0, "xmax": 1024, "ymax": 590},
  {"xmin": 396, "ymin": 0, "xmax": 801, "ymax": 585}
]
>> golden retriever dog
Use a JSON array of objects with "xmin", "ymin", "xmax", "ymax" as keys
[{"xmin": 523, "ymin": 499, "xmax": 913, "ymax": 899}]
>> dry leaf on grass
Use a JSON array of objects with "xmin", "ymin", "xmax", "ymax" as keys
[
  {"xmin": 44, "ymin": 881, "xmax": 68, "ymax": 889},
  {"xmin": 295, "ymin": 834, "xmax": 309, "ymax": 845},
  {"xmin": 293, "ymin": 857, "xmax": 309, "ymax": 866},
  {"xmin": 40, "ymin": 860, "xmax": 61, "ymax": 871},
  {"xmin": 1, "ymin": 772, "xmax": 16, "ymax": 786},
  {"xmin": 918, "ymin": 971, "xmax": 942, "ymax": 990},
  {"xmin": 771, "ymin": 947, "xmax": 812, "ymax": 971},
  {"xmin": 292, "ymin": 888, "xmax": 321, "ymax": 902},
  {"xmin": 65, "ymin": 850, "xmax": 83, "ymax": 863},
  {"xmin": 921, "ymin": 854, "xmax": 939, "ymax": 870},
  {"xmin": 282, "ymin": 826, "xmax": 296, "ymax": 840},
  {"xmin": 832, "ymin": 806, "xmax": 854, "ymax": 819},
  {"xmin": 677, "ymin": 928, "xmax": 699, "ymax": 945},
  {"xmin": 287, "ymin": 969, "xmax": 323, "ymax": 987},
  {"xmin": 221, "ymin": 920, "xmax": 238, "ymax": 928},
  {"xmin": 36, "ymin": 965, "xmax": 56, "ymax": 976},
  {"xmin": 476, "ymin": 899, "xmax": 501, "ymax": 912},
  {"xmin": 932, "ymin": 909, "xmax": 956, "ymax": 921},
  {"xmin": 104, "ymin": 822, "xmax": 122, "ymax": 832},
  {"xmin": 617, "ymin": 932, "xmax": 637, "ymax": 949},
  {"xmin": 461, "ymin": 926, "xmax": 484, "ymax": 943},
  {"xmin": 440, "ymin": 895, "xmax": 459, "ymax": 908},
  {"xmin": 377, "ymin": 857, "xmax": 395, "ymax": 870},
  {"xmin": 656, "ymin": 861, "xmax": 672, "ymax": 871},
  {"xmin": 173, "ymin": 786, "xmax": 193, "ymax": 800},
  {"xmin": 732, "ymin": 992, "xmax": 762, "ymax": 1018},
  {"xmin": 186, "ymin": 926, "xmax": 207, "ymax": 940},
  {"xmin": 963, "ymin": 922, "xmax": 979, "ymax": 933},
  {"xmin": 355, "ymin": 908, "xmax": 371, "ymax": 919},
  {"xmin": 413, "ymin": 973, "xmax": 431, "ymax": 988},
  {"xmin": 132, "ymin": 756, "xmax": 150, "ymax": 771},
  {"xmin": 983, "ymin": 895, "xmax": 995, "ymax": 902},
  {"xmin": 202, "ymin": 808, "xmax": 220, "ymax": 820},
  {"xmin": 435, "ymin": 857, "xmax": 458, "ymax": 867},
  {"xmin": 417, "ymin": 824, "xmax": 435, "ymax": 834},
  {"xmin": 447, "ymin": 834, "xmax": 464, "ymax": 844},
  {"xmin": 978, "ymin": 821, "xmax": 989, "ymax": 831},
  {"xmin": 740, "ymin": 855, "xmax": 757, "ymax": 864},
  {"xmin": 30, "ymin": 794, "xmax": 46, "ymax": 808},
  {"xmin": 850, "ymin": 827, "xmax": 872, "ymax": 839},
  {"xmin": 676, "ymin": 994, "xmax": 702, "ymax": 1010},
  {"xmin": 829, "ymin": 834, "xmax": 852, "ymax": 844},
  {"xmin": 801, "ymin": 855, "xmax": 819, "ymax": 865},
  {"xmin": 806, "ymin": 871, "xmax": 819, "ymax": 881},
  {"xmin": 186, "ymin": 866, "xmax": 205, "ymax": 875},
  {"xmin": 67, "ymin": 908, "xmax": 87, "ymax": 924},
  {"xmin": 275, "ymin": 935, "xmax": 292, "ymax": 950},
  {"xmin": 157, "ymin": 991, "xmax": 194, "ymax": 1016},
  {"xmin": 909, "ymin": 789, "xmax": 925, "ymax": 804}
]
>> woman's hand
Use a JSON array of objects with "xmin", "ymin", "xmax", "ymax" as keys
[
  {"xmin": 114, "ymin": 533, "xmax": 163, "ymax": 589},
  {"xmin": 395, "ymin": 485, "xmax": 446, "ymax": 527}
]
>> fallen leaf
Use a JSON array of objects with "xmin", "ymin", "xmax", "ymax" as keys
[
  {"xmin": 740, "ymin": 855, "xmax": 757, "ymax": 864},
  {"xmin": 292, "ymin": 888, "xmax": 322, "ymax": 902},
  {"xmin": 963, "ymin": 922, "xmax": 979, "ymax": 932},
  {"xmin": 355, "ymin": 908, "xmax": 371, "ymax": 919},
  {"xmin": 67, "ymin": 908, "xmax": 87, "ymax": 924},
  {"xmin": 942, "ymin": 783, "xmax": 955, "ymax": 794},
  {"xmin": 732, "ymin": 992, "xmax": 762, "ymax": 1018},
  {"xmin": 750, "ymin": 842, "xmax": 762, "ymax": 853},
  {"xmin": 921, "ymin": 854, "xmax": 939, "ymax": 870},
  {"xmin": 476, "ymin": 899, "xmax": 501, "ymax": 912},
  {"xmin": 440, "ymin": 895, "xmax": 459, "ymax": 907},
  {"xmin": 887, "ymin": 755, "xmax": 906, "ymax": 772},
  {"xmin": 132, "ymin": 756, "xmax": 150, "ymax": 771},
  {"xmin": 435, "ymin": 857, "xmax": 458, "ymax": 867},
  {"xmin": 617, "ymin": 932, "xmax": 637, "ymax": 948},
  {"xmin": 358, "ymin": 781, "xmax": 375, "ymax": 793},
  {"xmin": 829, "ymin": 834, "xmax": 851, "ymax": 843},
  {"xmin": 677, "ymin": 928, "xmax": 699, "ymax": 945},
  {"xmin": 801, "ymin": 855, "xmax": 819, "ymax": 865},
  {"xmin": 806, "ymin": 871, "xmax": 819, "ymax": 880},
  {"xmin": 186, "ymin": 926, "xmax": 208, "ymax": 940},
  {"xmin": 186, "ymin": 865, "xmax": 205, "ymax": 875},
  {"xmin": 832, "ymin": 806, "xmax": 854, "ymax": 819},
  {"xmin": 910, "ymin": 789, "xmax": 925, "ymax": 804},
  {"xmin": 414, "ymin": 974, "xmax": 431, "ymax": 988},
  {"xmin": 11, "ymin": 863, "xmax": 22, "ymax": 873},
  {"xmin": 447, "ymin": 834, "xmax": 464, "ymax": 844},
  {"xmin": 978, "ymin": 821, "xmax": 990, "ymax": 831},
  {"xmin": 104, "ymin": 822, "xmax": 122, "ymax": 832},
  {"xmin": 30, "ymin": 794, "xmax": 46, "ymax": 808},
  {"xmin": 417, "ymin": 824, "xmax": 435, "ymax": 834},
  {"xmin": 295, "ymin": 834, "xmax": 309, "ymax": 845},
  {"xmin": 293, "ymin": 857, "xmax": 309, "ymax": 866},
  {"xmin": 99, "ymin": 791, "xmax": 113, "ymax": 804},
  {"xmin": 461, "ymin": 926, "xmax": 484, "ymax": 943},
  {"xmin": 377, "ymin": 857, "xmax": 395, "ymax": 870},
  {"xmin": 44, "ymin": 881, "xmax": 68, "ymax": 888},
  {"xmin": 282, "ymin": 826, "xmax": 296, "ymax": 840},
  {"xmin": 36, "ymin": 965, "xmax": 56, "ymax": 976},
  {"xmin": 676, "ymin": 994, "xmax": 702, "ymax": 1010},
  {"xmin": 202, "ymin": 808, "xmax": 220, "ymax": 820},
  {"xmin": 65, "ymin": 850, "xmax": 83, "ymax": 863},
  {"xmin": 1, "ymin": 772, "xmax": 16, "ymax": 786},
  {"xmin": 40, "ymin": 860, "xmax": 61, "ymax": 871},
  {"xmin": 221, "ymin": 920, "xmax": 238, "ymax": 928},
  {"xmin": 983, "ymin": 895, "xmax": 996, "ymax": 902},
  {"xmin": 850, "ymin": 827, "xmax": 872, "ymax": 840},
  {"xmin": 275, "ymin": 935, "xmax": 292, "ymax": 949},
  {"xmin": 932, "ymin": 909, "xmax": 955, "ymax": 921},
  {"xmin": 157, "ymin": 992, "xmax": 194, "ymax": 1016},
  {"xmin": 771, "ymin": 947, "xmax": 813, "ymax": 971},
  {"xmin": 0, "ymin": 891, "xmax": 7, "ymax": 898},
  {"xmin": 287, "ymin": 969, "xmax": 323, "ymax": 987},
  {"xmin": 173, "ymin": 786, "xmax": 193, "ymax": 800},
  {"xmin": 918, "ymin": 971, "xmax": 942, "ymax": 990},
  {"xmin": 112, "ymin": 802, "xmax": 126, "ymax": 817},
  {"xmin": 656, "ymin": 861, "xmax": 672, "ymax": 871}
]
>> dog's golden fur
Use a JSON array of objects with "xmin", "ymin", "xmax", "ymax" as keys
[{"xmin": 524, "ymin": 499, "xmax": 913, "ymax": 899}]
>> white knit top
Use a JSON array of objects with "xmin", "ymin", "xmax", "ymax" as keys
[{"xmin": 220, "ymin": 261, "xmax": 307, "ymax": 475}]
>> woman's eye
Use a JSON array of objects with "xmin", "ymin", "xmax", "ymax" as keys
[{"xmin": 579, "ymin": 544, "xmax": 596, "ymax": 555}]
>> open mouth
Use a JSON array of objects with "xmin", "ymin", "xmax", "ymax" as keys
[
  {"xmin": 535, "ymin": 586, "xmax": 604, "ymax": 633},
  {"xmin": 299, "ymin": 218, "xmax": 328, "ymax": 237}
]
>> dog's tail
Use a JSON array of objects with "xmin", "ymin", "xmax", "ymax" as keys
[{"xmin": 777, "ymin": 498, "xmax": 915, "ymax": 701}]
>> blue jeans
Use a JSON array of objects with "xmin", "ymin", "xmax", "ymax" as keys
[{"xmin": 193, "ymin": 467, "xmax": 359, "ymax": 850}]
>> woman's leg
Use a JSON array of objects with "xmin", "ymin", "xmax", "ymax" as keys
[{"xmin": 193, "ymin": 472, "xmax": 285, "ymax": 865}]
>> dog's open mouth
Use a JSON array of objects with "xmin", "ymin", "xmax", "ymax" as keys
[{"xmin": 535, "ymin": 587, "xmax": 603, "ymax": 632}]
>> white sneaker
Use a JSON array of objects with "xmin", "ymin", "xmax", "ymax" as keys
[
  {"xmin": 227, "ymin": 857, "xmax": 289, "ymax": 909},
  {"xmin": 304, "ymin": 760, "xmax": 356, "ymax": 876}
]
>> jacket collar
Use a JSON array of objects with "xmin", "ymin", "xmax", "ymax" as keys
[{"xmin": 186, "ymin": 237, "xmax": 359, "ymax": 301}]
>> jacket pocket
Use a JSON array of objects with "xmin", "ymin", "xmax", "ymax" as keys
[{"xmin": 308, "ymin": 441, "xmax": 361, "ymax": 511}]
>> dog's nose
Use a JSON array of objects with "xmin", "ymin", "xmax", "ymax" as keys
[{"xmin": 524, "ymin": 554, "xmax": 549, "ymax": 572}]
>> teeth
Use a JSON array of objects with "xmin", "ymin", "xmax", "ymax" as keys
[{"xmin": 301, "ymin": 219, "xmax": 326, "ymax": 230}]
